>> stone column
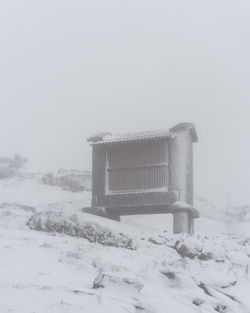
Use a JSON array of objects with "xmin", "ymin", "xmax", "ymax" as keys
[{"xmin": 169, "ymin": 128, "xmax": 194, "ymax": 234}]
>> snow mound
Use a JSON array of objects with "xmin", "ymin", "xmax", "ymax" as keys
[
  {"xmin": 144, "ymin": 232, "xmax": 250, "ymax": 312},
  {"xmin": 1, "ymin": 172, "xmax": 250, "ymax": 312},
  {"xmin": 150, "ymin": 231, "xmax": 250, "ymax": 265},
  {"xmin": 0, "ymin": 202, "xmax": 36, "ymax": 229},
  {"xmin": 27, "ymin": 211, "xmax": 137, "ymax": 250}
]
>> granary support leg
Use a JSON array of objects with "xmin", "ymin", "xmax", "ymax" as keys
[
  {"xmin": 189, "ymin": 215, "xmax": 194, "ymax": 234},
  {"xmin": 173, "ymin": 212, "xmax": 194, "ymax": 235},
  {"xmin": 169, "ymin": 125, "xmax": 196, "ymax": 235},
  {"xmin": 105, "ymin": 209, "xmax": 121, "ymax": 222},
  {"xmin": 108, "ymin": 214, "xmax": 121, "ymax": 222}
]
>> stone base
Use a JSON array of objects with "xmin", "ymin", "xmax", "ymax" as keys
[
  {"xmin": 105, "ymin": 212, "xmax": 121, "ymax": 222},
  {"xmin": 173, "ymin": 212, "xmax": 194, "ymax": 235}
]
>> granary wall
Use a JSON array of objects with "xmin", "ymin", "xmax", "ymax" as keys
[
  {"xmin": 90, "ymin": 124, "xmax": 197, "ymax": 233},
  {"xmin": 91, "ymin": 145, "xmax": 106, "ymax": 207}
]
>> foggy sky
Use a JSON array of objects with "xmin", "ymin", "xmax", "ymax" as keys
[{"xmin": 1, "ymin": 0, "xmax": 250, "ymax": 207}]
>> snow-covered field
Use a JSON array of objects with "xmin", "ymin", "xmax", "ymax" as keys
[{"xmin": 0, "ymin": 172, "xmax": 250, "ymax": 313}]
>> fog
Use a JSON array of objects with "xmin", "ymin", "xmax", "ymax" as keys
[{"xmin": 0, "ymin": 0, "xmax": 250, "ymax": 207}]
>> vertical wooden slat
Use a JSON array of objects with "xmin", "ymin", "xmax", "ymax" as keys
[{"xmin": 107, "ymin": 141, "xmax": 169, "ymax": 192}]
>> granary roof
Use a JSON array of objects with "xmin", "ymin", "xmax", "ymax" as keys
[{"xmin": 88, "ymin": 123, "xmax": 198, "ymax": 145}]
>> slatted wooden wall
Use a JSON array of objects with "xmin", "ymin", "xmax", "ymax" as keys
[{"xmin": 107, "ymin": 141, "xmax": 168, "ymax": 192}]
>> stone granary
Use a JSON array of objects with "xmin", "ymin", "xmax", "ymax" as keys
[{"xmin": 86, "ymin": 123, "xmax": 199, "ymax": 234}]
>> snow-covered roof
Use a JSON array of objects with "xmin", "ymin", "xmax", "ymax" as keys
[
  {"xmin": 88, "ymin": 123, "xmax": 198, "ymax": 145},
  {"xmin": 90, "ymin": 129, "xmax": 174, "ymax": 145}
]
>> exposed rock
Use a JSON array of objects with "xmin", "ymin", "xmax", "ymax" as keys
[
  {"xmin": 161, "ymin": 271, "xmax": 176, "ymax": 280},
  {"xmin": 174, "ymin": 240, "xmax": 200, "ymax": 259},
  {"xmin": 92, "ymin": 271, "xmax": 144, "ymax": 292}
]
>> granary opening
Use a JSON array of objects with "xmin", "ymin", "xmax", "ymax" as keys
[{"xmin": 106, "ymin": 141, "xmax": 169, "ymax": 193}]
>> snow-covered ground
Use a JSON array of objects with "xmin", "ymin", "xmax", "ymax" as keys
[{"xmin": 0, "ymin": 172, "xmax": 250, "ymax": 313}]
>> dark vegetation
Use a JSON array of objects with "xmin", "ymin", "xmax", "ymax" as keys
[{"xmin": 27, "ymin": 211, "xmax": 136, "ymax": 250}]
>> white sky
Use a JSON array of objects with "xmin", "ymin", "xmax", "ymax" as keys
[{"xmin": 0, "ymin": 0, "xmax": 250, "ymax": 207}]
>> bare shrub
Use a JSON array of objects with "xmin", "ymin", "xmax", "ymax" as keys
[
  {"xmin": 41, "ymin": 169, "xmax": 91, "ymax": 192},
  {"xmin": 27, "ymin": 211, "xmax": 136, "ymax": 250},
  {"xmin": 0, "ymin": 154, "xmax": 27, "ymax": 179}
]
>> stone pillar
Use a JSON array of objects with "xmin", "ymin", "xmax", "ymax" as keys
[
  {"xmin": 107, "ymin": 213, "xmax": 121, "ymax": 222},
  {"xmin": 173, "ymin": 212, "xmax": 190, "ymax": 234},
  {"xmin": 169, "ymin": 128, "xmax": 194, "ymax": 234},
  {"xmin": 105, "ymin": 209, "xmax": 121, "ymax": 222}
]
